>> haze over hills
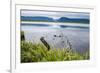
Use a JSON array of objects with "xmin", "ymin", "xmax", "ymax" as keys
[
  {"xmin": 21, "ymin": 16, "xmax": 89, "ymax": 24},
  {"xmin": 21, "ymin": 16, "xmax": 54, "ymax": 22},
  {"xmin": 57, "ymin": 17, "xmax": 89, "ymax": 24}
]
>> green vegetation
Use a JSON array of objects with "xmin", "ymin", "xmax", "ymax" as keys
[
  {"xmin": 21, "ymin": 41, "xmax": 89, "ymax": 63},
  {"xmin": 21, "ymin": 31, "xmax": 25, "ymax": 41},
  {"xmin": 21, "ymin": 31, "xmax": 89, "ymax": 63}
]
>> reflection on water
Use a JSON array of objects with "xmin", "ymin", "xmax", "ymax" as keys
[{"xmin": 21, "ymin": 23, "xmax": 89, "ymax": 54}]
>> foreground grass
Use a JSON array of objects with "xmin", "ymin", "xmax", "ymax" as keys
[{"xmin": 21, "ymin": 41, "xmax": 89, "ymax": 63}]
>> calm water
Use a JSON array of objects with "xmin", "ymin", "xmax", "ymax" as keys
[{"xmin": 21, "ymin": 23, "xmax": 89, "ymax": 54}]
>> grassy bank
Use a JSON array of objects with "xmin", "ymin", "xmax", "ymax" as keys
[{"xmin": 21, "ymin": 41, "xmax": 89, "ymax": 63}]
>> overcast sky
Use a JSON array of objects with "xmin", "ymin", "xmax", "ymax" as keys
[{"xmin": 21, "ymin": 10, "xmax": 89, "ymax": 19}]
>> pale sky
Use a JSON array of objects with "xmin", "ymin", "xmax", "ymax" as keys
[{"xmin": 21, "ymin": 10, "xmax": 89, "ymax": 19}]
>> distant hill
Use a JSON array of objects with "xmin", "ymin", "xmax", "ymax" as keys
[
  {"xmin": 21, "ymin": 16, "xmax": 89, "ymax": 24},
  {"xmin": 58, "ymin": 17, "xmax": 89, "ymax": 24},
  {"xmin": 21, "ymin": 16, "xmax": 54, "ymax": 22}
]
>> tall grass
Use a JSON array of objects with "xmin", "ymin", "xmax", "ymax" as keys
[{"xmin": 21, "ymin": 41, "xmax": 89, "ymax": 63}]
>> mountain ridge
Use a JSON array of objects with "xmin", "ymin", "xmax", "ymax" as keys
[{"xmin": 21, "ymin": 16, "xmax": 89, "ymax": 24}]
